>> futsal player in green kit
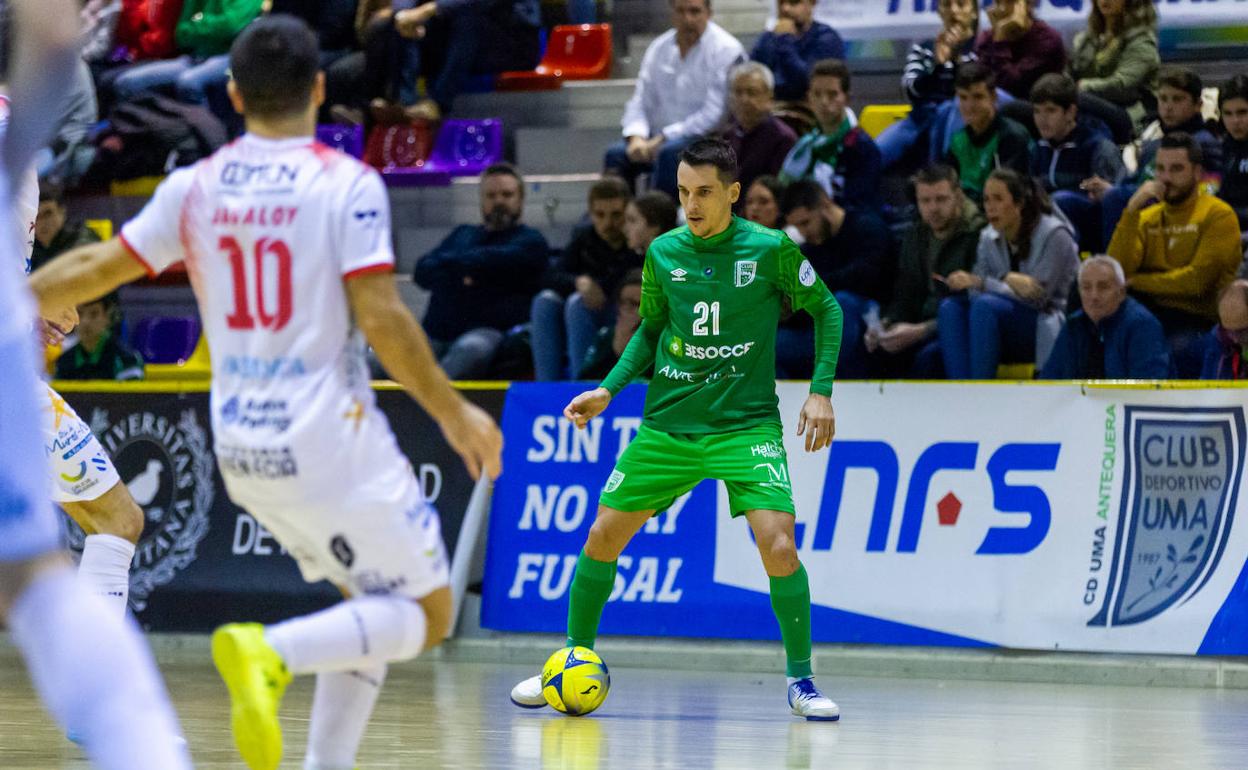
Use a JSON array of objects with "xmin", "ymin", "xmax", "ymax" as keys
[{"xmin": 510, "ymin": 138, "xmax": 844, "ymax": 720}]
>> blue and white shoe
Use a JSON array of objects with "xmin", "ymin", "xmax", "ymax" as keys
[
  {"xmin": 788, "ymin": 677, "xmax": 840, "ymax": 721},
  {"xmin": 510, "ymin": 674, "xmax": 548, "ymax": 709}
]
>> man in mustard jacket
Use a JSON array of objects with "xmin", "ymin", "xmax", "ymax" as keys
[{"xmin": 1108, "ymin": 131, "xmax": 1243, "ymax": 376}]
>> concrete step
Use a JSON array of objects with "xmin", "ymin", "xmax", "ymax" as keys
[
  {"xmin": 75, "ymin": 175, "xmax": 594, "ymax": 244},
  {"xmin": 394, "ymin": 218, "xmax": 576, "ymax": 272},
  {"xmin": 515, "ymin": 126, "xmax": 620, "ymax": 174},
  {"xmin": 456, "ymin": 79, "xmax": 635, "ymax": 130},
  {"xmin": 391, "ymin": 176, "xmax": 584, "ymax": 313},
  {"xmin": 389, "ymin": 174, "xmax": 597, "ymax": 231}
]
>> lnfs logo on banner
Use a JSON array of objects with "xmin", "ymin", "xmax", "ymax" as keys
[
  {"xmin": 1090, "ymin": 407, "xmax": 1246, "ymax": 627},
  {"xmin": 73, "ymin": 409, "xmax": 214, "ymax": 611}
]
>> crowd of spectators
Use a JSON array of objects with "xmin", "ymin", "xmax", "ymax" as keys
[{"xmin": 32, "ymin": 0, "xmax": 1248, "ymax": 382}]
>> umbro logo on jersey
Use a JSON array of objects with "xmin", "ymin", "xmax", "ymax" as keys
[{"xmin": 670, "ymin": 268, "xmax": 688, "ymax": 282}]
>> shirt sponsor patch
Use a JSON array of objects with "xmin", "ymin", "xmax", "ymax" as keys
[
  {"xmin": 798, "ymin": 260, "xmax": 817, "ymax": 287},
  {"xmin": 217, "ymin": 445, "xmax": 299, "ymax": 480}
]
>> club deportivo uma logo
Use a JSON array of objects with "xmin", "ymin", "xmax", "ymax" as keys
[
  {"xmin": 734, "ymin": 260, "xmax": 757, "ymax": 288},
  {"xmin": 1089, "ymin": 407, "xmax": 1246, "ymax": 627}
]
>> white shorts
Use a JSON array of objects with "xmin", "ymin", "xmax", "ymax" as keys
[
  {"xmin": 40, "ymin": 384, "xmax": 121, "ymax": 504},
  {"xmin": 240, "ymin": 475, "xmax": 450, "ymax": 600},
  {"xmin": 0, "ymin": 340, "xmax": 61, "ymax": 561}
]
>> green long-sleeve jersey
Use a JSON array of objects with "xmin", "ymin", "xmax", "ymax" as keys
[{"xmin": 601, "ymin": 216, "xmax": 843, "ymax": 434}]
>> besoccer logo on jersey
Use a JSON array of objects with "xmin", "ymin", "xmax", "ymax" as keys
[
  {"xmin": 1089, "ymin": 406, "xmax": 1246, "ymax": 628},
  {"xmin": 73, "ymin": 408, "xmax": 214, "ymax": 611}
]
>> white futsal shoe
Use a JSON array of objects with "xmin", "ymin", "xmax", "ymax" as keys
[
  {"xmin": 788, "ymin": 677, "xmax": 841, "ymax": 721},
  {"xmin": 510, "ymin": 674, "xmax": 548, "ymax": 709}
]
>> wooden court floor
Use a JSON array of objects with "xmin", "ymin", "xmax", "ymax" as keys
[{"xmin": 1, "ymin": 645, "xmax": 1247, "ymax": 769}]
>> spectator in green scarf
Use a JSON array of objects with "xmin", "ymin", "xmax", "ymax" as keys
[{"xmin": 779, "ymin": 58, "xmax": 882, "ymax": 212}]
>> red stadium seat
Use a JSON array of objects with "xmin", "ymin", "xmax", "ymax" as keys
[{"xmin": 497, "ymin": 24, "xmax": 612, "ymax": 91}]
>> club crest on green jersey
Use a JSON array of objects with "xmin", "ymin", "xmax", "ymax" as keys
[
  {"xmin": 604, "ymin": 470, "xmax": 625, "ymax": 493},
  {"xmin": 668, "ymin": 336, "xmax": 683, "ymax": 356},
  {"xmin": 734, "ymin": 260, "xmax": 757, "ymax": 288}
]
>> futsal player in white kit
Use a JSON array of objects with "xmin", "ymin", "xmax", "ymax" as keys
[
  {"xmin": 0, "ymin": 2, "xmax": 189, "ymax": 768},
  {"xmin": 30, "ymin": 15, "xmax": 504, "ymax": 770},
  {"xmin": 5, "ymin": 84, "xmax": 148, "ymax": 630}
]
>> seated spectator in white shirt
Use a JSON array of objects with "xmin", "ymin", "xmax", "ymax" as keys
[{"xmin": 605, "ymin": 0, "xmax": 745, "ymax": 198}]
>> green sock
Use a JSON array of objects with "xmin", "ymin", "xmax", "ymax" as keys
[
  {"xmin": 770, "ymin": 563, "xmax": 813, "ymax": 679},
  {"xmin": 566, "ymin": 550, "xmax": 617, "ymax": 650}
]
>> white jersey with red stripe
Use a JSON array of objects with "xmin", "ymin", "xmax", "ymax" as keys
[{"xmin": 120, "ymin": 134, "xmax": 418, "ymax": 513}]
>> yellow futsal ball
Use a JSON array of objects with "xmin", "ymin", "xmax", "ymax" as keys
[{"xmin": 541, "ymin": 646, "xmax": 610, "ymax": 716}]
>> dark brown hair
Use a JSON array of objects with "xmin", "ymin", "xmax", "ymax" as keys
[
  {"xmin": 986, "ymin": 168, "xmax": 1053, "ymax": 268},
  {"xmin": 809, "ymin": 59, "xmax": 850, "ymax": 94}
]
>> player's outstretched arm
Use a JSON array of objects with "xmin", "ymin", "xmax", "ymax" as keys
[
  {"xmin": 565, "ymin": 315, "xmax": 663, "ymax": 429},
  {"xmin": 797, "ymin": 291, "xmax": 841, "ymax": 453},
  {"xmin": 563, "ymin": 387, "xmax": 612, "ymax": 429},
  {"xmin": 29, "ymin": 239, "xmax": 148, "ymax": 323},
  {"xmin": 346, "ymin": 271, "xmax": 503, "ymax": 481},
  {"xmin": 779, "ymin": 236, "xmax": 843, "ymax": 453}
]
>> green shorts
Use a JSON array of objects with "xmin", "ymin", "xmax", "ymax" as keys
[{"xmin": 598, "ymin": 422, "xmax": 795, "ymax": 517}]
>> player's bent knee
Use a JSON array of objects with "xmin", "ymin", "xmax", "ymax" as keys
[
  {"xmin": 100, "ymin": 489, "xmax": 145, "ymax": 544},
  {"xmin": 758, "ymin": 532, "xmax": 799, "ymax": 573},
  {"xmin": 767, "ymin": 539, "xmax": 799, "ymax": 567},
  {"xmin": 62, "ymin": 483, "xmax": 145, "ymax": 543},
  {"xmin": 584, "ymin": 519, "xmax": 626, "ymax": 562},
  {"xmin": 115, "ymin": 498, "xmax": 146, "ymax": 544}
]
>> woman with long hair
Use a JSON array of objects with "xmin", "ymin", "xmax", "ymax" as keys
[
  {"xmin": 937, "ymin": 168, "xmax": 1079, "ymax": 378},
  {"xmin": 743, "ymin": 175, "xmax": 786, "ymax": 230},
  {"xmin": 1070, "ymin": 0, "xmax": 1159, "ymax": 128},
  {"xmin": 622, "ymin": 191, "xmax": 679, "ymax": 257}
]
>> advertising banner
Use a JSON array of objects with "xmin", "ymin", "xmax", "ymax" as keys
[
  {"xmin": 818, "ymin": 0, "xmax": 1248, "ymax": 39},
  {"xmin": 481, "ymin": 382, "xmax": 1248, "ymax": 655},
  {"xmin": 54, "ymin": 384, "xmax": 504, "ymax": 632}
]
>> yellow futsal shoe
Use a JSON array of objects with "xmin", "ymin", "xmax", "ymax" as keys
[{"xmin": 212, "ymin": 622, "xmax": 293, "ymax": 770}]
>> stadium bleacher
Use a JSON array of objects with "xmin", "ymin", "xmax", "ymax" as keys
[{"xmin": 51, "ymin": 0, "xmax": 1248, "ymax": 381}]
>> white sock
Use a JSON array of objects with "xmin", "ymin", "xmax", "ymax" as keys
[
  {"xmin": 8, "ymin": 566, "xmax": 190, "ymax": 770},
  {"xmin": 265, "ymin": 595, "xmax": 427, "ymax": 675},
  {"xmin": 78, "ymin": 533, "xmax": 134, "ymax": 616},
  {"xmin": 304, "ymin": 665, "xmax": 388, "ymax": 770}
]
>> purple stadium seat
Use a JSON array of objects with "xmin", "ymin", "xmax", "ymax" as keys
[
  {"xmin": 316, "ymin": 124, "xmax": 364, "ymax": 159},
  {"xmin": 381, "ymin": 119, "xmax": 503, "ymax": 188},
  {"xmin": 132, "ymin": 316, "xmax": 202, "ymax": 365}
]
